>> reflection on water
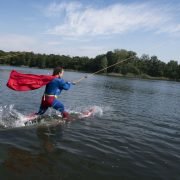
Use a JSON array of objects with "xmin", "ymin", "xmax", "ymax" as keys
[
  {"xmin": 4, "ymin": 147, "xmax": 49, "ymax": 177},
  {"xmin": 36, "ymin": 125, "xmax": 64, "ymax": 153},
  {"xmin": 2, "ymin": 125, "xmax": 64, "ymax": 179}
]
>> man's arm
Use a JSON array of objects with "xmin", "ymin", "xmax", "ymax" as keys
[{"xmin": 59, "ymin": 79, "xmax": 71, "ymax": 90}]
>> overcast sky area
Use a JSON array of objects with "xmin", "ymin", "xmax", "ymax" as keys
[{"xmin": 0, "ymin": 0, "xmax": 180, "ymax": 63}]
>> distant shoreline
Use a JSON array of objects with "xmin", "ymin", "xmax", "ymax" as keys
[
  {"xmin": 0, "ymin": 65, "xmax": 178, "ymax": 82},
  {"xmin": 105, "ymin": 73, "xmax": 174, "ymax": 81}
]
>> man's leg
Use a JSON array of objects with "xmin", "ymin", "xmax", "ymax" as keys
[
  {"xmin": 52, "ymin": 99, "xmax": 69, "ymax": 119},
  {"xmin": 35, "ymin": 96, "xmax": 50, "ymax": 115},
  {"xmin": 36, "ymin": 104, "xmax": 48, "ymax": 115}
]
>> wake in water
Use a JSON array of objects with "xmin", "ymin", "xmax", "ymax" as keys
[
  {"xmin": 0, "ymin": 105, "xmax": 27, "ymax": 128},
  {"xmin": 0, "ymin": 105, "xmax": 104, "ymax": 129},
  {"xmin": 67, "ymin": 105, "xmax": 103, "ymax": 118}
]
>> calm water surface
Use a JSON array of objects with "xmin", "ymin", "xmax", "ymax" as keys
[{"xmin": 0, "ymin": 66, "xmax": 180, "ymax": 180}]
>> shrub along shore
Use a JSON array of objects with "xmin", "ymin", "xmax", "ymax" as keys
[{"xmin": 0, "ymin": 49, "xmax": 179, "ymax": 81}]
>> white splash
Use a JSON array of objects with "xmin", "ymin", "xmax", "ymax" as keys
[
  {"xmin": 0, "ymin": 105, "xmax": 26, "ymax": 128},
  {"xmin": 67, "ymin": 105, "xmax": 103, "ymax": 119},
  {"xmin": 91, "ymin": 105, "xmax": 103, "ymax": 116}
]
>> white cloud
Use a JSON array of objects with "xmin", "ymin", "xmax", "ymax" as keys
[
  {"xmin": 46, "ymin": 41, "xmax": 63, "ymax": 46},
  {"xmin": 0, "ymin": 34, "xmax": 37, "ymax": 52},
  {"xmin": 0, "ymin": 33, "xmax": 101, "ymax": 57},
  {"xmin": 46, "ymin": 45, "xmax": 108, "ymax": 57},
  {"xmin": 156, "ymin": 24, "xmax": 180, "ymax": 36},
  {"xmin": 45, "ymin": 1, "xmax": 82, "ymax": 17},
  {"xmin": 45, "ymin": 2, "xmax": 176, "ymax": 37}
]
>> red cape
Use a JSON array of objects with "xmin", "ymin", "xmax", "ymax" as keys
[{"xmin": 7, "ymin": 70, "xmax": 55, "ymax": 91}]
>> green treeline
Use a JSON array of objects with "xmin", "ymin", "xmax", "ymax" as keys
[{"xmin": 0, "ymin": 49, "xmax": 180, "ymax": 80}]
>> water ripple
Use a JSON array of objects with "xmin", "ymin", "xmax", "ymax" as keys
[{"xmin": 1, "ymin": 67, "xmax": 180, "ymax": 179}]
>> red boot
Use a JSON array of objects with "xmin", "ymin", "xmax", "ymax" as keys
[{"xmin": 62, "ymin": 111, "xmax": 69, "ymax": 120}]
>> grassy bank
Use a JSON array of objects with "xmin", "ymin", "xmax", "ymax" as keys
[{"xmin": 106, "ymin": 73, "xmax": 171, "ymax": 81}]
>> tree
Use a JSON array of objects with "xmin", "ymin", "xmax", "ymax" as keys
[
  {"xmin": 106, "ymin": 51, "xmax": 116, "ymax": 72},
  {"xmin": 0, "ymin": 49, "xmax": 179, "ymax": 80},
  {"xmin": 90, "ymin": 55, "xmax": 107, "ymax": 73},
  {"xmin": 164, "ymin": 60, "xmax": 178, "ymax": 79},
  {"xmin": 100, "ymin": 56, "xmax": 108, "ymax": 73}
]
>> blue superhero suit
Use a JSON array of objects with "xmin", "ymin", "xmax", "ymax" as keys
[{"xmin": 36, "ymin": 78, "xmax": 71, "ymax": 118}]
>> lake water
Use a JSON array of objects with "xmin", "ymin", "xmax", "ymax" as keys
[{"xmin": 0, "ymin": 66, "xmax": 180, "ymax": 180}]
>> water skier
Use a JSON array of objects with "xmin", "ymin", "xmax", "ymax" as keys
[{"xmin": 35, "ymin": 67, "xmax": 73, "ymax": 119}]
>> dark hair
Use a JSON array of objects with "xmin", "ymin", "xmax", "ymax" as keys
[{"xmin": 53, "ymin": 67, "xmax": 64, "ymax": 75}]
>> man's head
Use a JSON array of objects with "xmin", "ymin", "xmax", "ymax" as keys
[{"xmin": 53, "ymin": 67, "xmax": 64, "ymax": 77}]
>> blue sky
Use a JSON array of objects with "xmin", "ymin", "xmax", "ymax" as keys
[{"xmin": 0, "ymin": 0, "xmax": 180, "ymax": 63}]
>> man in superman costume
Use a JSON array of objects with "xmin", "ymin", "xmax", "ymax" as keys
[
  {"xmin": 7, "ymin": 67, "xmax": 73, "ymax": 119},
  {"xmin": 36, "ymin": 67, "xmax": 72, "ymax": 119}
]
